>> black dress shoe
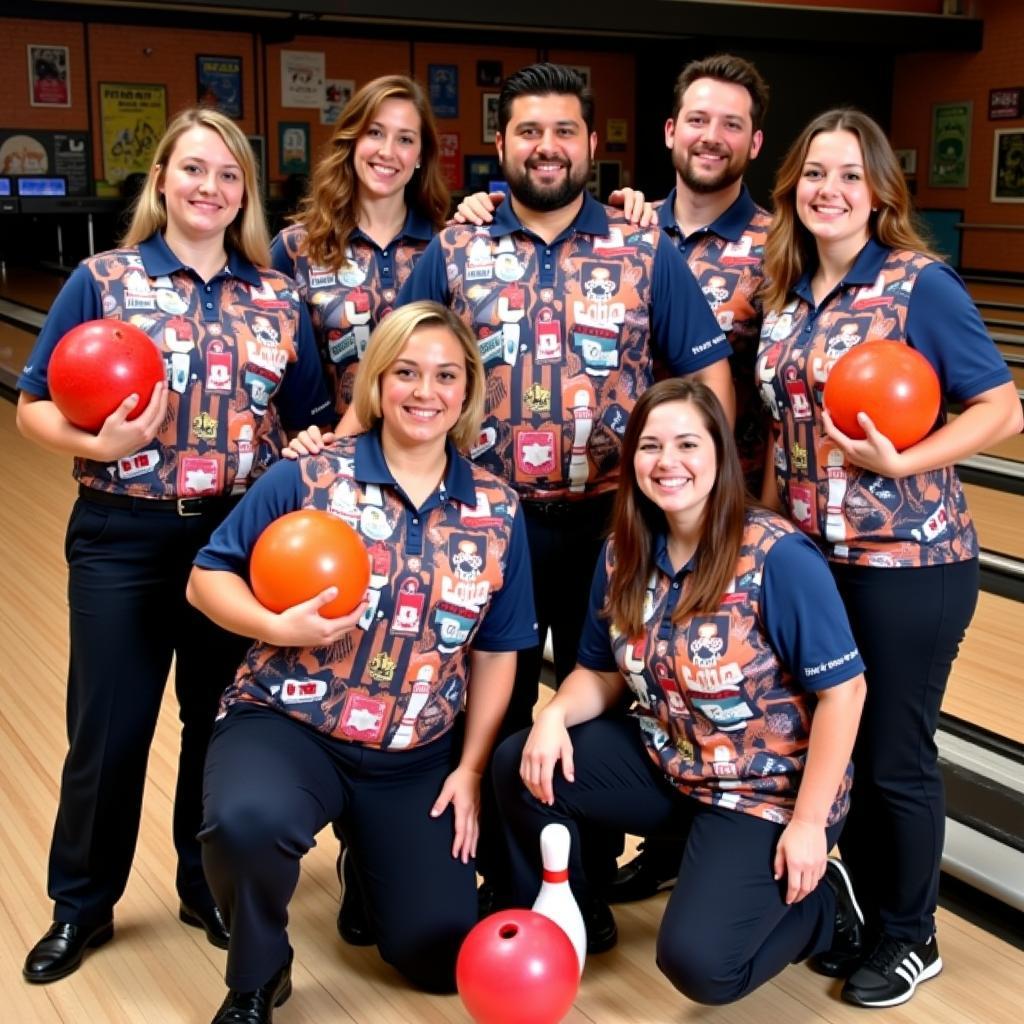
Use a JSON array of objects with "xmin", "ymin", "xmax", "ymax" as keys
[
  {"xmin": 582, "ymin": 896, "xmax": 618, "ymax": 954},
  {"xmin": 211, "ymin": 950, "xmax": 292, "ymax": 1024},
  {"xmin": 337, "ymin": 849, "xmax": 375, "ymax": 946},
  {"xmin": 23, "ymin": 920, "xmax": 114, "ymax": 983},
  {"xmin": 180, "ymin": 900, "xmax": 230, "ymax": 950},
  {"xmin": 606, "ymin": 842, "xmax": 678, "ymax": 904}
]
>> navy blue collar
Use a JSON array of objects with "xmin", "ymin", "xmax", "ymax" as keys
[
  {"xmin": 794, "ymin": 236, "xmax": 889, "ymax": 304},
  {"xmin": 352, "ymin": 206, "xmax": 436, "ymax": 247},
  {"xmin": 353, "ymin": 427, "xmax": 478, "ymax": 506},
  {"xmin": 658, "ymin": 184, "xmax": 757, "ymax": 244},
  {"xmin": 488, "ymin": 189, "xmax": 611, "ymax": 242},
  {"xmin": 138, "ymin": 232, "xmax": 263, "ymax": 286},
  {"xmin": 653, "ymin": 532, "xmax": 696, "ymax": 580}
]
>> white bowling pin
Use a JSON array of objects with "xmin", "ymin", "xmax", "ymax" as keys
[{"xmin": 532, "ymin": 823, "xmax": 587, "ymax": 975}]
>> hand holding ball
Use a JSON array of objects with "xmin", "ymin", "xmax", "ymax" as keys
[
  {"xmin": 823, "ymin": 341, "xmax": 941, "ymax": 451},
  {"xmin": 250, "ymin": 509, "xmax": 370, "ymax": 618},
  {"xmin": 48, "ymin": 319, "xmax": 166, "ymax": 432}
]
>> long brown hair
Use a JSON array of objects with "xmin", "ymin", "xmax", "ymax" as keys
[
  {"xmin": 122, "ymin": 106, "xmax": 269, "ymax": 265},
  {"xmin": 293, "ymin": 75, "xmax": 448, "ymax": 272},
  {"xmin": 607, "ymin": 379, "xmax": 747, "ymax": 636},
  {"xmin": 762, "ymin": 107, "xmax": 937, "ymax": 314}
]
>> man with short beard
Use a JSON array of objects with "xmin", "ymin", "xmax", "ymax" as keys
[
  {"xmin": 608, "ymin": 53, "xmax": 774, "ymax": 905},
  {"xmin": 398, "ymin": 62, "xmax": 733, "ymax": 943}
]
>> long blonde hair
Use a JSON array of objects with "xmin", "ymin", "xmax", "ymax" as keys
[
  {"xmin": 122, "ymin": 107, "xmax": 269, "ymax": 265},
  {"xmin": 293, "ymin": 76, "xmax": 448, "ymax": 272},
  {"xmin": 762, "ymin": 107, "xmax": 937, "ymax": 314},
  {"xmin": 353, "ymin": 302, "xmax": 485, "ymax": 452}
]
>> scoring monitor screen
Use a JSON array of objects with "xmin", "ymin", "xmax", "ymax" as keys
[{"xmin": 16, "ymin": 177, "xmax": 67, "ymax": 197}]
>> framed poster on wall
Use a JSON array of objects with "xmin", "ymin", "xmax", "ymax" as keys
[
  {"xmin": 28, "ymin": 45, "xmax": 70, "ymax": 107},
  {"xmin": 278, "ymin": 122, "xmax": 310, "ymax": 175},
  {"xmin": 929, "ymin": 101, "xmax": 971, "ymax": 188},
  {"xmin": 99, "ymin": 83, "xmax": 167, "ymax": 186},
  {"xmin": 992, "ymin": 129, "xmax": 1024, "ymax": 203},
  {"xmin": 197, "ymin": 55, "xmax": 242, "ymax": 118}
]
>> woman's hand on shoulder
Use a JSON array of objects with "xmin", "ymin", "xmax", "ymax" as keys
[
  {"xmin": 821, "ymin": 407, "xmax": 908, "ymax": 478},
  {"xmin": 282, "ymin": 424, "xmax": 334, "ymax": 460},
  {"xmin": 264, "ymin": 588, "xmax": 367, "ymax": 647},
  {"xmin": 773, "ymin": 817, "xmax": 827, "ymax": 905},
  {"xmin": 93, "ymin": 381, "xmax": 169, "ymax": 462},
  {"xmin": 520, "ymin": 705, "xmax": 574, "ymax": 806},
  {"xmin": 451, "ymin": 191, "xmax": 505, "ymax": 226},
  {"xmin": 431, "ymin": 766, "xmax": 482, "ymax": 863},
  {"xmin": 607, "ymin": 188, "xmax": 658, "ymax": 228}
]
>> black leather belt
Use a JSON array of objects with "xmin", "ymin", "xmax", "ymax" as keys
[{"xmin": 78, "ymin": 484, "xmax": 239, "ymax": 518}]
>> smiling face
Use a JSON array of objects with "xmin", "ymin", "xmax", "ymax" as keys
[
  {"xmin": 353, "ymin": 97, "xmax": 422, "ymax": 201},
  {"xmin": 379, "ymin": 323, "xmax": 467, "ymax": 452},
  {"xmin": 666, "ymin": 77, "xmax": 762, "ymax": 195},
  {"xmin": 796, "ymin": 129, "xmax": 875, "ymax": 256},
  {"xmin": 158, "ymin": 126, "xmax": 244, "ymax": 242},
  {"xmin": 633, "ymin": 399, "xmax": 717, "ymax": 531},
  {"xmin": 496, "ymin": 92, "xmax": 596, "ymax": 212}
]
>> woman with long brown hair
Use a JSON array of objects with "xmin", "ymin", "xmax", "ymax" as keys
[
  {"xmin": 272, "ymin": 75, "xmax": 448, "ymax": 418},
  {"xmin": 758, "ymin": 108, "xmax": 1021, "ymax": 1007},
  {"xmin": 493, "ymin": 378, "xmax": 867, "ymax": 1005}
]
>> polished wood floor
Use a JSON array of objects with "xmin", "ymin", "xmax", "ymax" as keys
[{"xmin": 1, "ymin": 399, "xmax": 1021, "ymax": 1022}]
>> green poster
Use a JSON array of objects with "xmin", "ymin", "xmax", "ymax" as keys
[{"xmin": 930, "ymin": 101, "xmax": 971, "ymax": 188}]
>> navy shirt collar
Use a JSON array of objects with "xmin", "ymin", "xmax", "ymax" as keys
[
  {"xmin": 352, "ymin": 207, "xmax": 436, "ymax": 247},
  {"xmin": 353, "ymin": 427, "xmax": 478, "ymax": 506},
  {"xmin": 488, "ymin": 189, "xmax": 610, "ymax": 242},
  {"xmin": 138, "ymin": 231, "xmax": 263, "ymax": 286},
  {"xmin": 658, "ymin": 184, "xmax": 756, "ymax": 244},
  {"xmin": 653, "ymin": 532, "xmax": 697, "ymax": 579},
  {"xmin": 794, "ymin": 236, "xmax": 889, "ymax": 304}
]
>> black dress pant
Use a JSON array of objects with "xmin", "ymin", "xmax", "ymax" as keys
[
  {"xmin": 200, "ymin": 705, "xmax": 477, "ymax": 993},
  {"xmin": 831, "ymin": 558, "xmax": 979, "ymax": 942},
  {"xmin": 494, "ymin": 717, "xmax": 844, "ymax": 1005},
  {"xmin": 49, "ymin": 494, "xmax": 249, "ymax": 926}
]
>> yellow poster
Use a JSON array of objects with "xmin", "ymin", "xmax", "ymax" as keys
[{"xmin": 100, "ymin": 83, "xmax": 167, "ymax": 185}]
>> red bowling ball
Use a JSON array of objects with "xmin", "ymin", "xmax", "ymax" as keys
[
  {"xmin": 823, "ymin": 340, "xmax": 941, "ymax": 451},
  {"xmin": 249, "ymin": 509, "xmax": 370, "ymax": 619},
  {"xmin": 456, "ymin": 909, "xmax": 579, "ymax": 1024},
  {"xmin": 48, "ymin": 319, "xmax": 166, "ymax": 433}
]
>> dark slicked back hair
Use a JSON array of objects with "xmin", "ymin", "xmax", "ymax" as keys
[
  {"xmin": 672, "ymin": 54, "xmax": 770, "ymax": 132},
  {"xmin": 498, "ymin": 63, "xmax": 594, "ymax": 135}
]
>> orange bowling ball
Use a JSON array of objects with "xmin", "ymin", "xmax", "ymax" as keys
[
  {"xmin": 456, "ymin": 910, "xmax": 579, "ymax": 1024},
  {"xmin": 250, "ymin": 509, "xmax": 369, "ymax": 618},
  {"xmin": 823, "ymin": 340, "xmax": 941, "ymax": 451},
  {"xmin": 48, "ymin": 319, "xmax": 165, "ymax": 433}
]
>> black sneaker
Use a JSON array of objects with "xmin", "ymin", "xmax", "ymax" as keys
[
  {"xmin": 337, "ymin": 850, "xmax": 376, "ymax": 947},
  {"xmin": 842, "ymin": 933, "xmax": 942, "ymax": 1008},
  {"xmin": 605, "ymin": 842, "xmax": 677, "ymax": 904},
  {"xmin": 809, "ymin": 857, "xmax": 864, "ymax": 978},
  {"xmin": 582, "ymin": 896, "xmax": 618, "ymax": 954}
]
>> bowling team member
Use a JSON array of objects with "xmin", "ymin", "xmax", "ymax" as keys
[
  {"xmin": 188, "ymin": 302, "xmax": 537, "ymax": 1021},
  {"xmin": 493, "ymin": 379, "xmax": 868, "ymax": 1005},
  {"xmin": 758, "ymin": 108, "xmax": 1022, "ymax": 1007},
  {"xmin": 271, "ymin": 75, "xmax": 448, "ymax": 419},
  {"xmin": 606, "ymin": 52, "xmax": 776, "ymax": 903},
  {"xmin": 394, "ymin": 62, "xmax": 733, "ymax": 928},
  {"xmin": 16, "ymin": 106, "xmax": 333, "ymax": 984}
]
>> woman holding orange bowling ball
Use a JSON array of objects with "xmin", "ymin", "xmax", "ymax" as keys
[
  {"xmin": 187, "ymin": 302, "xmax": 536, "ymax": 1021},
  {"xmin": 16, "ymin": 107, "xmax": 332, "ymax": 985},
  {"xmin": 758, "ymin": 108, "xmax": 1022, "ymax": 1007}
]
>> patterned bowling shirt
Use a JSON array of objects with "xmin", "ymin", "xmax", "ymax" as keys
[
  {"xmin": 195, "ymin": 428, "xmax": 538, "ymax": 751},
  {"xmin": 18, "ymin": 232, "xmax": 333, "ymax": 498}
]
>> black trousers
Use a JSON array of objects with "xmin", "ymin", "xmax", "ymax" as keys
[
  {"xmin": 494, "ymin": 717, "xmax": 844, "ymax": 1005},
  {"xmin": 49, "ymin": 495, "xmax": 250, "ymax": 926},
  {"xmin": 831, "ymin": 558, "xmax": 979, "ymax": 942},
  {"xmin": 477, "ymin": 492, "xmax": 618, "ymax": 892},
  {"xmin": 200, "ymin": 705, "xmax": 477, "ymax": 993}
]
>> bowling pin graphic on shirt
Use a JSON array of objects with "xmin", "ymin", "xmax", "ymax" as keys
[
  {"xmin": 532, "ymin": 823, "xmax": 587, "ymax": 976},
  {"xmin": 388, "ymin": 664, "xmax": 433, "ymax": 749}
]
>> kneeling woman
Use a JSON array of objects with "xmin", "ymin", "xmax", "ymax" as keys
[
  {"xmin": 494, "ymin": 379, "xmax": 867, "ymax": 1005},
  {"xmin": 188, "ymin": 302, "xmax": 537, "ymax": 1022}
]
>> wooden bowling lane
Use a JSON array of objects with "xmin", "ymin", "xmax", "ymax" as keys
[
  {"xmin": 964, "ymin": 483, "xmax": 1024, "ymax": 561},
  {"xmin": 0, "ymin": 264, "xmax": 66, "ymax": 312},
  {"xmin": 0, "ymin": 320, "xmax": 38, "ymax": 390}
]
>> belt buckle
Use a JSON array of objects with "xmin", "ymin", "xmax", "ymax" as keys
[{"xmin": 177, "ymin": 497, "xmax": 203, "ymax": 517}]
